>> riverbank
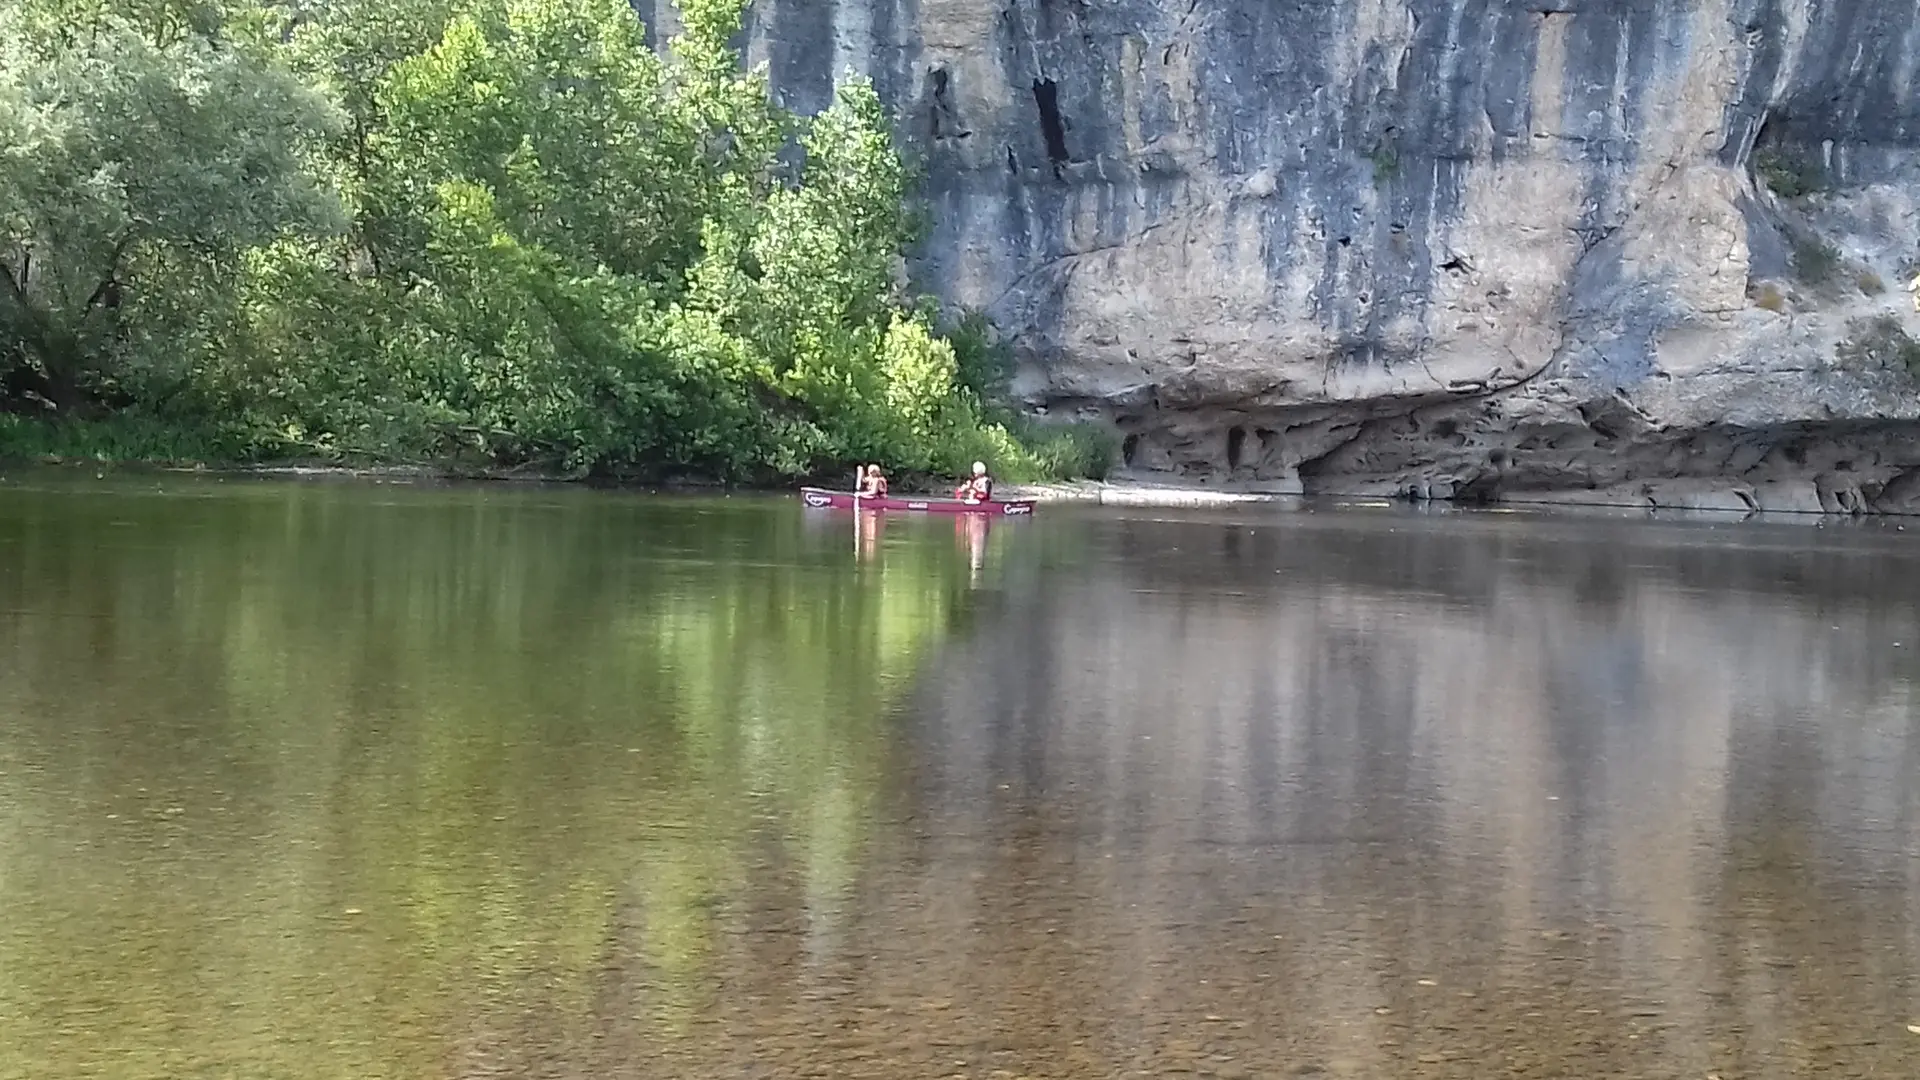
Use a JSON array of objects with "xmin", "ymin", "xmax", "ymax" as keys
[
  {"xmin": 1001, "ymin": 477, "xmax": 1919, "ymax": 519},
  {"xmin": 0, "ymin": 412, "xmax": 1111, "ymax": 492},
  {"xmin": 1000, "ymin": 480, "xmax": 1306, "ymax": 508},
  {"xmin": 0, "ymin": 455, "xmax": 1318, "ymax": 507},
  {"xmin": 5, "ymin": 444, "xmax": 1907, "ymax": 521}
]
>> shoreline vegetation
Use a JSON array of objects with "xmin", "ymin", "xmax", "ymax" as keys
[
  {"xmin": 0, "ymin": 0, "xmax": 1113, "ymax": 486},
  {"xmin": 2, "ymin": 452, "xmax": 1863, "ymax": 522}
]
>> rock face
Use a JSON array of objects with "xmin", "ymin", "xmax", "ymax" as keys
[{"xmin": 649, "ymin": 0, "xmax": 1920, "ymax": 510}]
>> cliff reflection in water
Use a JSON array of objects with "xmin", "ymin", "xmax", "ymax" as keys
[
  {"xmin": 1, "ymin": 477, "xmax": 1918, "ymax": 1080},
  {"xmin": 664, "ymin": 512, "xmax": 1920, "ymax": 1079}
]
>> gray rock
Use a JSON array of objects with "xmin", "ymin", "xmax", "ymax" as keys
[{"xmin": 650, "ymin": 0, "xmax": 1920, "ymax": 510}]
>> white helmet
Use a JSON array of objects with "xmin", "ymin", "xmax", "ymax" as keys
[{"xmin": 972, "ymin": 461, "xmax": 987, "ymax": 475}]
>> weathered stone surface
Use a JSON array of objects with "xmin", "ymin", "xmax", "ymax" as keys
[{"xmin": 646, "ymin": 0, "xmax": 1920, "ymax": 509}]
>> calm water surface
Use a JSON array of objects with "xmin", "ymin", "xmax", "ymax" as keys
[{"xmin": 0, "ymin": 472, "xmax": 1916, "ymax": 1079}]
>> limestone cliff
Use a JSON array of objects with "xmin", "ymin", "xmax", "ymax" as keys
[{"xmin": 647, "ymin": 0, "xmax": 1920, "ymax": 511}]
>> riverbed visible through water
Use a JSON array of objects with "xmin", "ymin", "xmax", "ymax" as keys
[{"xmin": 0, "ymin": 470, "xmax": 1915, "ymax": 1079}]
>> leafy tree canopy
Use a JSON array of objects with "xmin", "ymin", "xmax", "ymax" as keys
[{"xmin": 0, "ymin": 0, "xmax": 1112, "ymax": 482}]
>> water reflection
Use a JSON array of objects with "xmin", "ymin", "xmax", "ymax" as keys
[
  {"xmin": 868, "ymin": 513, "xmax": 1920, "ymax": 1079},
  {"xmin": 0, "ymin": 476, "xmax": 988, "ymax": 1079},
  {"xmin": 956, "ymin": 514, "xmax": 989, "ymax": 585},
  {"xmin": 0, "ymin": 481, "xmax": 1917, "ymax": 1079},
  {"xmin": 857, "ymin": 508, "xmax": 883, "ymax": 563}
]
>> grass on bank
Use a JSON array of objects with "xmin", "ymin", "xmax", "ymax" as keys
[{"xmin": 0, "ymin": 414, "xmax": 243, "ymax": 467}]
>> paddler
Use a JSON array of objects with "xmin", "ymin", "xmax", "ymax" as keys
[
  {"xmin": 857, "ymin": 463, "xmax": 890, "ymax": 497},
  {"xmin": 954, "ymin": 461, "xmax": 993, "ymax": 503}
]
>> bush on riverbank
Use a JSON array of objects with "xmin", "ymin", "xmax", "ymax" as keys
[
  {"xmin": 0, "ymin": 0, "xmax": 1109, "ymax": 483},
  {"xmin": 0, "ymin": 413, "xmax": 252, "ymax": 467}
]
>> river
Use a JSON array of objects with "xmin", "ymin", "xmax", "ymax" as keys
[{"xmin": 0, "ymin": 471, "xmax": 1915, "ymax": 1079}]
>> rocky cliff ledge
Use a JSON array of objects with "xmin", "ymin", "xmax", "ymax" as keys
[{"xmin": 647, "ymin": 0, "xmax": 1920, "ymax": 512}]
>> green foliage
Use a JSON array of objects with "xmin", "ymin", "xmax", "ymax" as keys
[
  {"xmin": 944, "ymin": 311, "xmax": 1014, "ymax": 401},
  {"xmin": 1837, "ymin": 315, "xmax": 1920, "ymax": 377},
  {"xmin": 917, "ymin": 311, "xmax": 1114, "ymax": 482},
  {"xmin": 1009, "ymin": 419, "xmax": 1116, "ymax": 482},
  {"xmin": 1755, "ymin": 147, "xmax": 1824, "ymax": 199},
  {"xmin": 0, "ymin": 0, "xmax": 341, "ymax": 409},
  {"xmin": 1367, "ymin": 143, "xmax": 1400, "ymax": 184},
  {"xmin": 0, "ymin": 410, "xmax": 246, "ymax": 463},
  {"xmin": 0, "ymin": 0, "xmax": 1096, "ymax": 483},
  {"xmin": 1790, "ymin": 235, "xmax": 1841, "ymax": 288}
]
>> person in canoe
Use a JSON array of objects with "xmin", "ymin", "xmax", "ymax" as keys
[
  {"xmin": 855, "ymin": 463, "xmax": 890, "ymax": 497},
  {"xmin": 954, "ymin": 461, "xmax": 993, "ymax": 503}
]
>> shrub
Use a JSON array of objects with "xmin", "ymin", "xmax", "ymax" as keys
[
  {"xmin": 1836, "ymin": 316, "xmax": 1920, "ymax": 376},
  {"xmin": 1013, "ymin": 421, "xmax": 1116, "ymax": 481},
  {"xmin": 0, "ymin": 0, "xmax": 1091, "ymax": 482},
  {"xmin": 0, "ymin": 412, "xmax": 251, "ymax": 465},
  {"xmin": 1755, "ymin": 147, "xmax": 1824, "ymax": 199},
  {"xmin": 1791, "ymin": 236, "xmax": 1842, "ymax": 287},
  {"xmin": 944, "ymin": 311, "xmax": 1015, "ymax": 401},
  {"xmin": 1368, "ymin": 143, "xmax": 1400, "ymax": 183}
]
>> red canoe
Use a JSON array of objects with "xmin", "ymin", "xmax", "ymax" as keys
[{"xmin": 800, "ymin": 487, "xmax": 1035, "ymax": 516}]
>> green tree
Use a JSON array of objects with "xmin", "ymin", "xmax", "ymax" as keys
[
  {"xmin": 0, "ymin": 4, "xmax": 340, "ymax": 411},
  {"xmin": 0, "ymin": 0, "xmax": 1113, "ymax": 482}
]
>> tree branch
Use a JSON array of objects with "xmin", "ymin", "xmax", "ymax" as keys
[
  {"xmin": 0, "ymin": 258, "xmax": 28, "ymax": 307},
  {"xmin": 82, "ymin": 235, "xmax": 136, "ymax": 311}
]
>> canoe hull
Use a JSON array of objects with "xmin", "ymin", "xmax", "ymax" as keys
[{"xmin": 800, "ymin": 487, "xmax": 1034, "ymax": 516}]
